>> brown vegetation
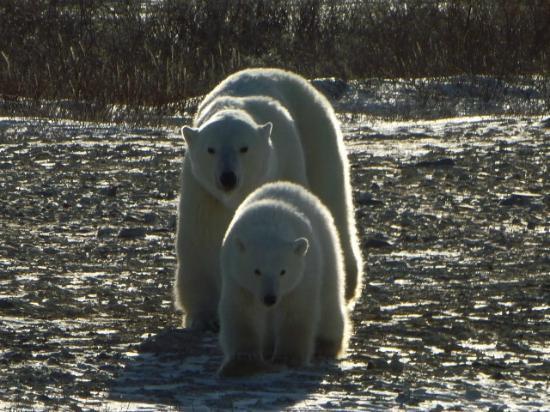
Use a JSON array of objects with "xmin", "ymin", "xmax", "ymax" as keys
[{"xmin": 0, "ymin": 0, "xmax": 549, "ymax": 108}]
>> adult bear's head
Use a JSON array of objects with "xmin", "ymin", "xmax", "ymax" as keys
[{"xmin": 182, "ymin": 110, "xmax": 273, "ymax": 208}]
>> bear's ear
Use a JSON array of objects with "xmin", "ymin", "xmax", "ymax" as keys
[
  {"xmin": 181, "ymin": 126, "xmax": 199, "ymax": 147},
  {"xmin": 293, "ymin": 237, "xmax": 309, "ymax": 256},
  {"xmin": 235, "ymin": 237, "xmax": 246, "ymax": 253},
  {"xmin": 258, "ymin": 122, "xmax": 273, "ymax": 140}
]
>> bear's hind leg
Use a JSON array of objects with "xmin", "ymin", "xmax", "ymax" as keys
[{"xmin": 315, "ymin": 298, "xmax": 348, "ymax": 359}]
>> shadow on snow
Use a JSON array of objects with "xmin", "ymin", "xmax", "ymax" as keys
[{"xmin": 108, "ymin": 327, "xmax": 333, "ymax": 410}]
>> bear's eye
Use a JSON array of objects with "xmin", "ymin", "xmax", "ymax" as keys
[
  {"xmin": 280, "ymin": 269, "xmax": 286, "ymax": 276},
  {"xmin": 254, "ymin": 269, "xmax": 261, "ymax": 276},
  {"xmin": 207, "ymin": 147, "xmax": 215, "ymax": 154},
  {"xmin": 240, "ymin": 146, "xmax": 248, "ymax": 154}
]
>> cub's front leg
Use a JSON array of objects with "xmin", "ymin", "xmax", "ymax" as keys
[
  {"xmin": 218, "ymin": 288, "xmax": 272, "ymax": 377},
  {"xmin": 272, "ymin": 304, "xmax": 317, "ymax": 368}
]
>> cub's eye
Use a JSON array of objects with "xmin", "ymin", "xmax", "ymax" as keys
[
  {"xmin": 207, "ymin": 147, "xmax": 215, "ymax": 154},
  {"xmin": 254, "ymin": 269, "xmax": 261, "ymax": 276},
  {"xmin": 240, "ymin": 147, "xmax": 248, "ymax": 154},
  {"xmin": 280, "ymin": 270, "xmax": 286, "ymax": 276}
]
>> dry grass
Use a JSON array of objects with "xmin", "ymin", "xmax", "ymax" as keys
[{"xmin": 0, "ymin": 0, "xmax": 548, "ymax": 117}]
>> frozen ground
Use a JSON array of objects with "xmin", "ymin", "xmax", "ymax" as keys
[{"xmin": 0, "ymin": 79, "xmax": 549, "ymax": 410}]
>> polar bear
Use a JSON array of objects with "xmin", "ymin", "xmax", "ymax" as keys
[
  {"xmin": 175, "ymin": 68, "xmax": 362, "ymax": 330},
  {"xmin": 218, "ymin": 182, "xmax": 349, "ymax": 377},
  {"xmin": 174, "ymin": 96, "xmax": 307, "ymax": 331},
  {"xmin": 200, "ymin": 69, "xmax": 363, "ymax": 300}
]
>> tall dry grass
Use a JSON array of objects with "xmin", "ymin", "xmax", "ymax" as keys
[{"xmin": 0, "ymin": 0, "xmax": 548, "ymax": 112}]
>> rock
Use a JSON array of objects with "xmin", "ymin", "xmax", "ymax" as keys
[
  {"xmin": 0, "ymin": 298, "xmax": 16, "ymax": 309},
  {"xmin": 415, "ymin": 158, "xmax": 455, "ymax": 168},
  {"xmin": 78, "ymin": 195, "xmax": 94, "ymax": 206},
  {"xmin": 118, "ymin": 227, "xmax": 147, "ymax": 239},
  {"xmin": 311, "ymin": 78, "xmax": 348, "ymax": 100},
  {"xmin": 1, "ymin": 350, "xmax": 26, "ymax": 363},
  {"xmin": 364, "ymin": 234, "xmax": 392, "ymax": 248},
  {"xmin": 399, "ymin": 210, "xmax": 416, "ymax": 226},
  {"xmin": 97, "ymin": 227, "xmax": 117, "ymax": 238},
  {"xmin": 143, "ymin": 212, "xmax": 158, "ymax": 224},
  {"xmin": 96, "ymin": 351, "xmax": 111, "ymax": 361},
  {"xmin": 389, "ymin": 353, "xmax": 404, "ymax": 373},
  {"xmin": 500, "ymin": 193, "xmax": 536, "ymax": 207},
  {"xmin": 465, "ymin": 388, "xmax": 482, "ymax": 401},
  {"xmin": 99, "ymin": 185, "xmax": 118, "ymax": 197},
  {"xmin": 396, "ymin": 390, "xmax": 410, "ymax": 404},
  {"xmin": 139, "ymin": 328, "xmax": 204, "ymax": 354},
  {"xmin": 24, "ymin": 244, "xmax": 42, "ymax": 256},
  {"xmin": 356, "ymin": 191, "xmax": 383, "ymax": 206},
  {"xmin": 37, "ymin": 394, "xmax": 51, "ymax": 402},
  {"xmin": 167, "ymin": 214, "xmax": 177, "ymax": 230},
  {"xmin": 123, "ymin": 213, "xmax": 141, "ymax": 222},
  {"xmin": 366, "ymin": 357, "xmax": 388, "ymax": 370},
  {"xmin": 35, "ymin": 187, "xmax": 58, "ymax": 197}
]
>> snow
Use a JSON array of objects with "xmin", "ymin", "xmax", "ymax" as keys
[{"xmin": 0, "ymin": 76, "xmax": 548, "ymax": 410}]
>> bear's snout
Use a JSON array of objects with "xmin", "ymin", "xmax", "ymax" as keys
[
  {"xmin": 263, "ymin": 294, "xmax": 277, "ymax": 307},
  {"xmin": 219, "ymin": 171, "xmax": 237, "ymax": 191}
]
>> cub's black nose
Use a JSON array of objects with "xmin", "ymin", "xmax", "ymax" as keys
[
  {"xmin": 219, "ymin": 171, "xmax": 237, "ymax": 191},
  {"xmin": 263, "ymin": 294, "xmax": 277, "ymax": 307}
]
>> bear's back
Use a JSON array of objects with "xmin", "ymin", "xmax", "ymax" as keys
[
  {"xmin": 239, "ymin": 182, "xmax": 340, "ymax": 262},
  {"xmin": 243, "ymin": 182, "xmax": 336, "ymax": 235},
  {"xmin": 199, "ymin": 68, "xmax": 301, "ymax": 108}
]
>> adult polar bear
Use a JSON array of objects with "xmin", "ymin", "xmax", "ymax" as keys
[{"xmin": 175, "ymin": 68, "xmax": 362, "ymax": 330}]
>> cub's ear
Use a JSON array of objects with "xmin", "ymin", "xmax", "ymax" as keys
[
  {"xmin": 258, "ymin": 122, "xmax": 273, "ymax": 140},
  {"xmin": 181, "ymin": 126, "xmax": 199, "ymax": 147},
  {"xmin": 235, "ymin": 237, "xmax": 246, "ymax": 253},
  {"xmin": 293, "ymin": 237, "xmax": 309, "ymax": 256}
]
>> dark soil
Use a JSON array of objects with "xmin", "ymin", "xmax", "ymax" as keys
[{"xmin": 0, "ymin": 112, "xmax": 548, "ymax": 410}]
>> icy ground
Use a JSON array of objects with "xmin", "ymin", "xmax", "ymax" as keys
[{"xmin": 0, "ymin": 79, "xmax": 549, "ymax": 410}]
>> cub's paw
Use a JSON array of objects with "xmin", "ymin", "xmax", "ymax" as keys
[
  {"xmin": 271, "ymin": 353, "xmax": 308, "ymax": 368},
  {"xmin": 315, "ymin": 338, "xmax": 343, "ymax": 358},
  {"xmin": 185, "ymin": 315, "xmax": 219, "ymax": 333},
  {"xmin": 218, "ymin": 354, "xmax": 276, "ymax": 378},
  {"xmin": 344, "ymin": 264, "xmax": 359, "ymax": 302}
]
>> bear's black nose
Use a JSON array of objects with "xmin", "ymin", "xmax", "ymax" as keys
[
  {"xmin": 219, "ymin": 171, "xmax": 237, "ymax": 191},
  {"xmin": 263, "ymin": 294, "xmax": 277, "ymax": 307}
]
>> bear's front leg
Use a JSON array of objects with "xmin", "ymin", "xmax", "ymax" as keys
[
  {"xmin": 272, "ymin": 313, "xmax": 316, "ymax": 368},
  {"xmin": 218, "ymin": 288, "xmax": 271, "ymax": 377},
  {"xmin": 175, "ymin": 261, "xmax": 220, "ymax": 332},
  {"xmin": 218, "ymin": 352, "xmax": 274, "ymax": 378},
  {"xmin": 175, "ymin": 177, "xmax": 232, "ymax": 332}
]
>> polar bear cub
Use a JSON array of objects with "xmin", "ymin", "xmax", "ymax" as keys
[{"xmin": 218, "ymin": 182, "xmax": 349, "ymax": 377}]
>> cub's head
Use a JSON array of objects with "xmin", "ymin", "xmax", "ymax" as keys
[
  {"xmin": 182, "ymin": 110, "xmax": 273, "ymax": 208},
  {"xmin": 226, "ymin": 234, "xmax": 309, "ymax": 308}
]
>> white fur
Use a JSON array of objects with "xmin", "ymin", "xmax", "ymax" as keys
[
  {"xmin": 175, "ymin": 68, "xmax": 362, "ymax": 330},
  {"xmin": 218, "ymin": 182, "xmax": 349, "ymax": 376}
]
